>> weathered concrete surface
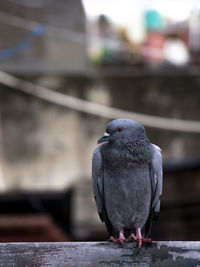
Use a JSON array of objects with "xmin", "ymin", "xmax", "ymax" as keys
[
  {"xmin": 0, "ymin": 76, "xmax": 107, "ymax": 191},
  {"xmin": 0, "ymin": 241, "xmax": 199, "ymax": 266}
]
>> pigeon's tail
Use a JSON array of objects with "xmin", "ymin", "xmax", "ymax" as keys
[
  {"xmin": 101, "ymin": 209, "xmax": 117, "ymax": 238},
  {"xmin": 143, "ymin": 210, "xmax": 158, "ymax": 237}
]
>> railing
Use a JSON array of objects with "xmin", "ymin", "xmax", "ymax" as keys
[{"xmin": 0, "ymin": 241, "xmax": 199, "ymax": 266}]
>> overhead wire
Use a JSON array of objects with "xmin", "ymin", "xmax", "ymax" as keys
[
  {"xmin": 0, "ymin": 24, "xmax": 45, "ymax": 61},
  {"xmin": 0, "ymin": 11, "xmax": 86, "ymax": 44},
  {"xmin": 0, "ymin": 71, "xmax": 200, "ymax": 133}
]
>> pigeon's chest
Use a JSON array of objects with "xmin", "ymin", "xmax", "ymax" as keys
[
  {"xmin": 103, "ymin": 163, "xmax": 151, "ymax": 211},
  {"xmin": 105, "ymin": 162, "xmax": 150, "ymax": 190}
]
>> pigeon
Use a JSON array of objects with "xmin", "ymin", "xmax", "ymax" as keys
[{"xmin": 92, "ymin": 119, "xmax": 162, "ymax": 248}]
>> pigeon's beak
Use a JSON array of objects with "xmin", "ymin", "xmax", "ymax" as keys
[{"xmin": 97, "ymin": 132, "xmax": 111, "ymax": 144}]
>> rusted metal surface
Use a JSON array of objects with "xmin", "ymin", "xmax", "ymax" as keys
[{"xmin": 0, "ymin": 241, "xmax": 199, "ymax": 266}]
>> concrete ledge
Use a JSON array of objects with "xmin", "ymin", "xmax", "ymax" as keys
[{"xmin": 0, "ymin": 241, "xmax": 199, "ymax": 266}]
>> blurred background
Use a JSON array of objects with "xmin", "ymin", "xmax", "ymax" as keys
[{"xmin": 0, "ymin": 0, "xmax": 200, "ymax": 242}]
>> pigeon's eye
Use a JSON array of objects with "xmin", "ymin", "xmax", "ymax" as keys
[{"xmin": 118, "ymin": 127, "xmax": 123, "ymax": 132}]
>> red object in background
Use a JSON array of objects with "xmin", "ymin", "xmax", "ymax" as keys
[
  {"xmin": 0, "ymin": 214, "xmax": 70, "ymax": 242},
  {"xmin": 141, "ymin": 31, "xmax": 166, "ymax": 64}
]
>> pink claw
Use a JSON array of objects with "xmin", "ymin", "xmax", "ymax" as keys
[
  {"xmin": 126, "ymin": 229, "xmax": 152, "ymax": 248},
  {"xmin": 110, "ymin": 230, "xmax": 126, "ymax": 244},
  {"xmin": 136, "ymin": 228, "xmax": 152, "ymax": 248},
  {"xmin": 110, "ymin": 228, "xmax": 152, "ymax": 247}
]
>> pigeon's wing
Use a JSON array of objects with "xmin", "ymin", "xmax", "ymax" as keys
[
  {"xmin": 150, "ymin": 144, "xmax": 163, "ymax": 214},
  {"xmin": 144, "ymin": 144, "xmax": 163, "ymax": 237},
  {"xmin": 92, "ymin": 146, "xmax": 105, "ymax": 221},
  {"xmin": 92, "ymin": 146, "xmax": 113, "ymax": 235}
]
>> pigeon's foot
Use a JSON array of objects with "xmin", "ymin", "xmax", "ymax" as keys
[
  {"xmin": 110, "ymin": 230, "xmax": 126, "ymax": 244},
  {"xmin": 127, "ymin": 228, "xmax": 152, "ymax": 248}
]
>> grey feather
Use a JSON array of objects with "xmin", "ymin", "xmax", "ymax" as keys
[
  {"xmin": 144, "ymin": 144, "xmax": 162, "ymax": 237},
  {"xmin": 92, "ymin": 146, "xmax": 113, "ymax": 235},
  {"xmin": 92, "ymin": 119, "xmax": 163, "ymax": 238},
  {"xmin": 150, "ymin": 144, "xmax": 163, "ymax": 213},
  {"xmin": 92, "ymin": 146, "xmax": 104, "ymax": 221}
]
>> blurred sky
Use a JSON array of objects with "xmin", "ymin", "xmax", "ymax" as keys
[
  {"xmin": 82, "ymin": 0, "xmax": 200, "ymax": 42},
  {"xmin": 82, "ymin": 0, "xmax": 199, "ymax": 21}
]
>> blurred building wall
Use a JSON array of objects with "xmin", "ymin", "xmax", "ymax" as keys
[
  {"xmin": 0, "ymin": 0, "xmax": 87, "ymax": 73},
  {"xmin": 0, "ymin": 73, "xmax": 200, "ymax": 191}
]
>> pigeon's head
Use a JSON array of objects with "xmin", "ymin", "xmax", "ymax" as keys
[{"xmin": 98, "ymin": 119, "xmax": 149, "ymax": 149}]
